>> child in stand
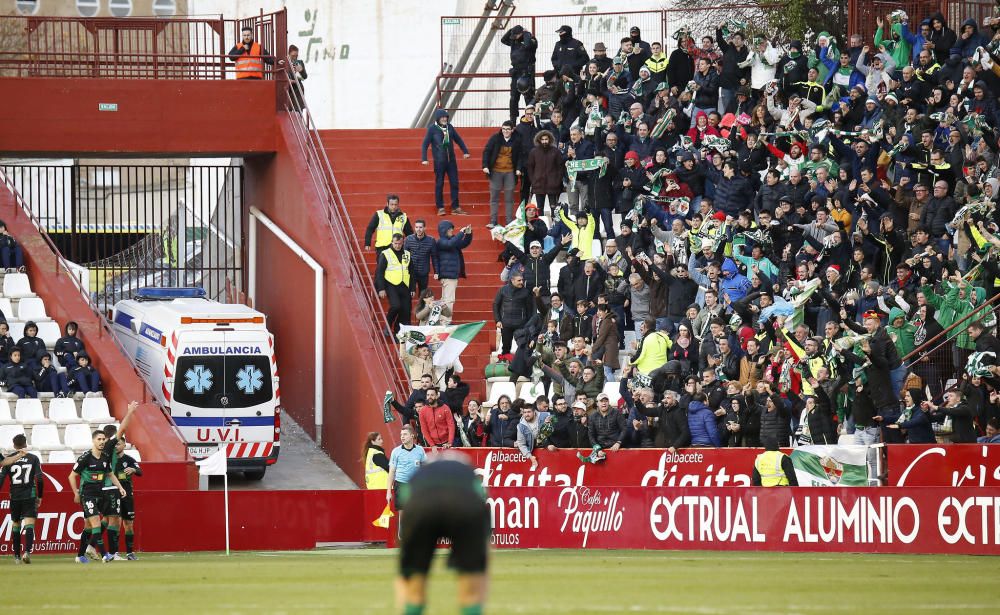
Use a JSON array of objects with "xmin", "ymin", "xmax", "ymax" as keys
[
  {"xmin": 68, "ymin": 352, "xmax": 102, "ymax": 398},
  {"xmin": 35, "ymin": 352, "xmax": 71, "ymax": 398}
]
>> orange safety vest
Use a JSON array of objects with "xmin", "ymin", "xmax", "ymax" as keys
[{"xmin": 235, "ymin": 42, "xmax": 264, "ymax": 79}]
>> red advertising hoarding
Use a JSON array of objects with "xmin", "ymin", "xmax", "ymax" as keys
[
  {"xmin": 484, "ymin": 486, "xmax": 1000, "ymax": 555},
  {"xmin": 451, "ymin": 447, "xmax": 765, "ymax": 487},
  {"xmin": 887, "ymin": 444, "xmax": 1000, "ymax": 487}
]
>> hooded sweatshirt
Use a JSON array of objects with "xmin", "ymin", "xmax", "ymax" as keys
[
  {"xmin": 874, "ymin": 21, "xmax": 912, "ymax": 69},
  {"xmin": 886, "ymin": 306, "xmax": 917, "ymax": 358},
  {"xmin": 719, "ymin": 258, "xmax": 751, "ymax": 304}
]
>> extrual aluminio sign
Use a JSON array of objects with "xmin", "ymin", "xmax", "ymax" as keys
[{"xmin": 485, "ymin": 486, "xmax": 1000, "ymax": 555}]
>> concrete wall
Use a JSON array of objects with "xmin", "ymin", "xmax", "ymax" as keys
[
  {"xmin": 188, "ymin": 0, "xmax": 674, "ymax": 129},
  {"xmin": 0, "ymin": 78, "xmax": 277, "ymax": 156}
]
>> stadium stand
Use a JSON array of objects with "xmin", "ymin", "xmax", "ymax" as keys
[{"xmin": 336, "ymin": 7, "xmax": 1000, "ymax": 452}]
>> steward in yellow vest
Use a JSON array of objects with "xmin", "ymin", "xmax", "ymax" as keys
[
  {"xmin": 375, "ymin": 234, "xmax": 416, "ymax": 333},
  {"xmin": 752, "ymin": 438, "xmax": 798, "ymax": 486},
  {"xmin": 364, "ymin": 437, "xmax": 390, "ymax": 490},
  {"xmin": 364, "ymin": 195, "xmax": 413, "ymax": 250}
]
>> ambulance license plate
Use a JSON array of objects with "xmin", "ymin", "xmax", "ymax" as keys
[{"xmin": 188, "ymin": 445, "xmax": 219, "ymax": 459}]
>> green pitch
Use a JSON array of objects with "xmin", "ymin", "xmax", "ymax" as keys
[{"xmin": 7, "ymin": 549, "xmax": 1000, "ymax": 613}]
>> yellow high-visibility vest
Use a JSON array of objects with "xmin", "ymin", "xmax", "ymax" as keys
[
  {"xmin": 645, "ymin": 55, "xmax": 668, "ymax": 74},
  {"xmin": 633, "ymin": 331, "xmax": 672, "ymax": 375},
  {"xmin": 364, "ymin": 447, "xmax": 389, "ymax": 490},
  {"xmin": 755, "ymin": 450, "xmax": 790, "ymax": 487},
  {"xmin": 383, "ymin": 249, "xmax": 411, "ymax": 287},
  {"xmin": 375, "ymin": 210, "xmax": 407, "ymax": 248}
]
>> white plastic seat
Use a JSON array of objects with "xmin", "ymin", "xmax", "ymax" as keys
[
  {"xmin": 30, "ymin": 423, "xmax": 65, "ymax": 451},
  {"xmin": 16, "ymin": 297, "xmax": 50, "ymax": 322},
  {"xmin": 0, "ymin": 423, "xmax": 26, "ymax": 446},
  {"xmin": 124, "ymin": 449, "xmax": 141, "ymax": 463},
  {"xmin": 0, "ymin": 298, "xmax": 15, "ymax": 321},
  {"xmin": 2, "ymin": 273, "xmax": 33, "ymax": 298},
  {"xmin": 518, "ymin": 381, "xmax": 546, "ymax": 403},
  {"xmin": 602, "ymin": 381, "xmax": 622, "ymax": 405},
  {"xmin": 51, "ymin": 352, "xmax": 67, "ymax": 373},
  {"xmin": 485, "ymin": 381, "xmax": 517, "ymax": 406},
  {"xmin": 48, "ymin": 397, "xmax": 84, "ymax": 425},
  {"xmin": 35, "ymin": 321, "xmax": 61, "ymax": 347},
  {"xmin": 6, "ymin": 321, "xmax": 24, "ymax": 341},
  {"xmin": 48, "ymin": 449, "xmax": 77, "ymax": 464},
  {"xmin": 838, "ymin": 433, "xmax": 856, "ymax": 445},
  {"xmin": 14, "ymin": 398, "xmax": 49, "ymax": 425},
  {"xmin": 63, "ymin": 423, "xmax": 93, "ymax": 451},
  {"xmin": 549, "ymin": 261, "xmax": 566, "ymax": 287},
  {"xmin": 623, "ymin": 330, "xmax": 638, "ymax": 350},
  {"xmin": 591, "ymin": 239, "xmax": 602, "ymax": 259},
  {"xmin": 0, "ymin": 399, "xmax": 14, "ymax": 425},
  {"xmin": 81, "ymin": 397, "xmax": 112, "ymax": 425}
]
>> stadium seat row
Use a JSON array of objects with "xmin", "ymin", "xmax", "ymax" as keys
[
  {"xmin": 0, "ymin": 396, "xmax": 111, "ymax": 426},
  {"xmin": 0, "ymin": 421, "xmax": 126, "ymax": 453},
  {"xmin": 485, "ymin": 380, "xmax": 623, "ymax": 408}
]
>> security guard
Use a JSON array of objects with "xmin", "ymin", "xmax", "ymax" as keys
[
  {"xmin": 364, "ymin": 194, "xmax": 413, "ymax": 252},
  {"xmin": 375, "ymin": 233, "xmax": 416, "ymax": 334},
  {"xmin": 227, "ymin": 26, "xmax": 274, "ymax": 80},
  {"xmin": 631, "ymin": 318, "xmax": 673, "ymax": 377},
  {"xmin": 752, "ymin": 437, "xmax": 798, "ymax": 486}
]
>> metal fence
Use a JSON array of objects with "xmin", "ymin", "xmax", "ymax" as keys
[
  {"xmin": 847, "ymin": 0, "xmax": 995, "ymax": 44},
  {"xmin": 0, "ymin": 9, "xmax": 286, "ymax": 80},
  {"xmin": 0, "ymin": 164, "xmax": 244, "ymax": 311},
  {"xmin": 436, "ymin": 5, "xmax": 786, "ymax": 127}
]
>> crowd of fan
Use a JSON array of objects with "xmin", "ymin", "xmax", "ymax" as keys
[{"xmin": 395, "ymin": 11, "xmax": 1000, "ymax": 454}]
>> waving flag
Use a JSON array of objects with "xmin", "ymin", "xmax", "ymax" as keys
[{"xmin": 791, "ymin": 445, "xmax": 870, "ymax": 486}]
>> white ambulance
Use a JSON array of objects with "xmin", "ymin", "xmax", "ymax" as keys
[{"xmin": 112, "ymin": 287, "xmax": 280, "ymax": 479}]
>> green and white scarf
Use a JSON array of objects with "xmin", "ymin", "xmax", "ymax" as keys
[{"xmin": 566, "ymin": 157, "xmax": 608, "ymax": 191}]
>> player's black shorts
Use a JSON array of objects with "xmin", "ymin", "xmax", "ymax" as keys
[
  {"xmin": 81, "ymin": 494, "xmax": 102, "ymax": 518},
  {"xmin": 10, "ymin": 499, "xmax": 37, "ymax": 522},
  {"xmin": 119, "ymin": 495, "xmax": 135, "ymax": 521},
  {"xmin": 399, "ymin": 489, "xmax": 491, "ymax": 578},
  {"xmin": 99, "ymin": 492, "xmax": 120, "ymax": 516}
]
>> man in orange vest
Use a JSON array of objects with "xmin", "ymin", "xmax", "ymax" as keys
[{"xmin": 228, "ymin": 26, "xmax": 274, "ymax": 80}]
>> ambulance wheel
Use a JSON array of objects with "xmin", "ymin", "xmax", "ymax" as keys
[{"xmin": 244, "ymin": 469, "xmax": 266, "ymax": 481}]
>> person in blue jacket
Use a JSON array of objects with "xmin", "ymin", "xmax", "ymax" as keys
[
  {"xmin": 887, "ymin": 388, "xmax": 936, "ymax": 444},
  {"xmin": 687, "ymin": 392, "xmax": 720, "ymax": 447},
  {"xmin": 433, "ymin": 221, "xmax": 473, "ymax": 320},
  {"xmin": 420, "ymin": 109, "xmax": 471, "ymax": 216},
  {"xmin": 719, "ymin": 257, "xmax": 751, "ymax": 306}
]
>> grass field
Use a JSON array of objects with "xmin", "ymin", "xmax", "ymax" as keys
[{"xmin": 6, "ymin": 549, "xmax": 1000, "ymax": 614}]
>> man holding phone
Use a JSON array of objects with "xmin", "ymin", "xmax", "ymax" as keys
[{"xmin": 432, "ymin": 221, "xmax": 474, "ymax": 324}]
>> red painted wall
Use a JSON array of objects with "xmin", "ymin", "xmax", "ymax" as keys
[
  {"xmin": 0, "ymin": 79, "xmax": 277, "ymax": 156},
  {"xmin": 243, "ymin": 116, "xmax": 397, "ymax": 487},
  {"xmin": 0, "ymin": 191, "xmax": 195, "ymax": 485}
]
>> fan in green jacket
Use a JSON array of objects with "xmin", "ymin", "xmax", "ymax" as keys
[
  {"xmin": 886, "ymin": 306, "xmax": 917, "ymax": 358},
  {"xmin": 874, "ymin": 19, "xmax": 912, "ymax": 70},
  {"xmin": 921, "ymin": 279, "xmax": 989, "ymax": 352}
]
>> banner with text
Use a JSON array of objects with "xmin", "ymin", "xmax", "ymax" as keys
[
  {"xmin": 485, "ymin": 486, "xmax": 1000, "ymax": 555},
  {"xmin": 887, "ymin": 444, "xmax": 1000, "ymax": 487}
]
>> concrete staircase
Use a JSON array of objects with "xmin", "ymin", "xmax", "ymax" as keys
[{"xmin": 323, "ymin": 127, "xmax": 506, "ymax": 401}]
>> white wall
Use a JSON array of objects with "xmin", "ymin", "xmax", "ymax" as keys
[{"xmin": 189, "ymin": 0, "xmax": 673, "ymax": 128}]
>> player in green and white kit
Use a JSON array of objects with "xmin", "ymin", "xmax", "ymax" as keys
[
  {"xmin": 67, "ymin": 401, "xmax": 137, "ymax": 563},
  {"xmin": 0, "ymin": 434, "xmax": 43, "ymax": 564},
  {"xmin": 111, "ymin": 437, "xmax": 142, "ymax": 560}
]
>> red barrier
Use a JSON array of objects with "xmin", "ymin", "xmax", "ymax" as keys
[
  {"xmin": 8, "ymin": 485, "xmax": 999, "ymax": 556},
  {"xmin": 888, "ymin": 444, "xmax": 1000, "ymax": 487},
  {"xmin": 1, "ymin": 488, "xmax": 388, "ymax": 555},
  {"xmin": 484, "ymin": 486, "xmax": 1000, "ymax": 555},
  {"xmin": 452, "ymin": 447, "xmax": 766, "ymax": 487}
]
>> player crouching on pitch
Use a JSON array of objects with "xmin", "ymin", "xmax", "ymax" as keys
[
  {"xmin": 1, "ymin": 434, "xmax": 44, "ymax": 564},
  {"xmin": 68, "ymin": 401, "xmax": 137, "ymax": 563},
  {"xmin": 395, "ymin": 453, "xmax": 490, "ymax": 615}
]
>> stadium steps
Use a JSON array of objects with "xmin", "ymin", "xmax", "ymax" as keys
[{"xmin": 323, "ymin": 126, "xmax": 506, "ymax": 402}]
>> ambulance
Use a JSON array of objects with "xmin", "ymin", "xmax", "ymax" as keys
[{"xmin": 112, "ymin": 287, "xmax": 280, "ymax": 479}]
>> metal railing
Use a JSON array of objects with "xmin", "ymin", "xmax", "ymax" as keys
[
  {"xmin": 847, "ymin": 0, "xmax": 995, "ymax": 44},
  {"xmin": 278, "ymin": 72, "xmax": 408, "ymax": 410},
  {"xmin": 0, "ymin": 163, "xmax": 244, "ymax": 312},
  {"xmin": 435, "ymin": 5, "xmax": 786, "ymax": 126},
  {"xmin": 0, "ymin": 167, "xmax": 186, "ymax": 444},
  {"xmin": 0, "ymin": 9, "xmax": 286, "ymax": 81}
]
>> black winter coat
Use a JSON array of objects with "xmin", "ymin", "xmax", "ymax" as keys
[
  {"xmin": 482, "ymin": 132, "xmax": 525, "ymax": 173},
  {"xmin": 493, "ymin": 283, "xmax": 536, "ymax": 327}
]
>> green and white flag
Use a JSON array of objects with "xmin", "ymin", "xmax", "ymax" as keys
[
  {"xmin": 431, "ymin": 321, "xmax": 486, "ymax": 367},
  {"xmin": 790, "ymin": 445, "xmax": 869, "ymax": 486},
  {"xmin": 787, "ymin": 278, "xmax": 822, "ymax": 329},
  {"xmin": 489, "ymin": 201, "xmax": 527, "ymax": 245}
]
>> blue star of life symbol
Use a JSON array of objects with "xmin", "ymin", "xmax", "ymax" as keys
[
  {"xmin": 236, "ymin": 365, "xmax": 264, "ymax": 395},
  {"xmin": 184, "ymin": 365, "xmax": 213, "ymax": 394}
]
